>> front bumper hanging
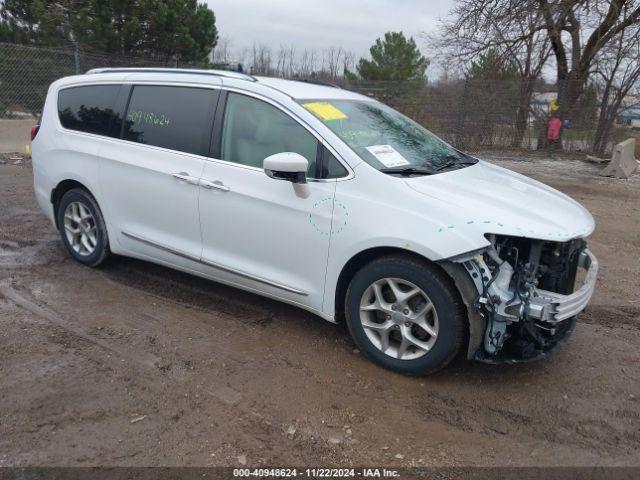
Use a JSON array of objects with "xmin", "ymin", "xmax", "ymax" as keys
[
  {"xmin": 526, "ymin": 249, "xmax": 598, "ymax": 323},
  {"xmin": 475, "ymin": 248, "xmax": 598, "ymax": 364}
]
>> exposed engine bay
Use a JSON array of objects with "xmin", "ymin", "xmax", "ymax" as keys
[{"xmin": 453, "ymin": 235, "xmax": 596, "ymax": 363}]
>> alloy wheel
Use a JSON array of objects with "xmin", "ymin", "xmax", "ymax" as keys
[
  {"xmin": 63, "ymin": 201, "xmax": 98, "ymax": 256},
  {"xmin": 359, "ymin": 277, "xmax": 439, "ymax": 360}
]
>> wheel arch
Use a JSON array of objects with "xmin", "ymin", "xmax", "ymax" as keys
[
  {"xmin": 333, "ymin": 247, "xmax": 464, "ymax": 323},
  {"xmin": 334, "ymin": 247, "xmax": 475, "ymax": 369},
  {"xmin": 51, "ymin": 179, "xmax": 94, "ymax": 228}
]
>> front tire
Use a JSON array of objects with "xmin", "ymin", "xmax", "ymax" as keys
[
  {"xmin": 345, "ymin": 255, "xmax": 466, "ymax": 375},
  {"xmin": 56, "ymin": 188, "xmax": 111, "ymax": 267}
]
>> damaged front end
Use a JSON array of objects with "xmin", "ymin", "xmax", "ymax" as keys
[{"xmin": 445, "ymin": 235, "xmax": 598, "ymax": 364}]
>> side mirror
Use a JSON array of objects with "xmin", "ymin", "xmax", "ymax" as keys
[{"xmin": 263, "ymin": 152, "xmax": 309, "ymax": 184}]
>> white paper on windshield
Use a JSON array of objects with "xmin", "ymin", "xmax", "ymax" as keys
[{"xmin": 366, "ymin": 145, "xmax": 410, "ymax": 168}]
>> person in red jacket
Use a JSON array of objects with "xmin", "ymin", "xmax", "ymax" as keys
[{"xmin": 547, "ymin": 114, "xmax": 562, "ymax": 154}]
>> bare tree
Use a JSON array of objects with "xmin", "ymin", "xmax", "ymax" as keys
[
  {"xmin": 537, "ymin": 0, "xmax": 640, "ymax": 117},
  {"xmin": 592, "ymin": 23, "xmax": 640, "ymax": 153},
  {"xmin": 342, "ymin": 50, "xmax": 356, "ymax": 77},
  {"xmin": 251, "ymin": 43, "xmax": 272, "ymax": 75},
  {"xmin": 275, "ymin": 46, "xmax": 288, "ymax": 76},
  {"xmin": 215, "ymin": 42, "xmax": 355, "ymax": 80},
  {"xmin": 212, "ymin": 36, "xmax": 233, "ymax": 65},
  {"xmin": 286, "ymin": 45, "xmax": 296, "ymax": 78},
  {"xmin": 298, "ymin": 49, "xmax": 316, "ymax": 77},
  {"xmin": 429, "ymin": 0, "xmax": 551, "ymax": 147},
  {"xmin": 325, "ymin": 47, "xmax": 344, "ymax": 80}
]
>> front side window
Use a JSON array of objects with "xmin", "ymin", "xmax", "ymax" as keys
[
  {"xmin": 123, "ymin": 86, "xmax": 217, "ymax": 156},
  {"xmin": 300, "ymin": 100, "xmax": 477, "ymax": 175},
  {"xmin": 221, "ymin": 93, "xmax": 318, "ymax": 177},
  {"xmin": 58, "ymin": 85, "xmax": 122, "ymax": 137}
]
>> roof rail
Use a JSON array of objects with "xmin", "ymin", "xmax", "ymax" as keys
[
  {"xmin": 85, "ymin": 67, "xmax": 257, "ymax": 82},
  {"xmin": 299, "ymin": 79, "xmax": 343, "ymax": 89}
]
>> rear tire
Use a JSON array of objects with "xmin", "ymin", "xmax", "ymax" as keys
[
  {"xmin": 56, "ymin": 188, "xmax": 111, "ymax": 267},
  {"xmin": 345, "ymin": 255, "xmax": 466, "ymax": 375}
]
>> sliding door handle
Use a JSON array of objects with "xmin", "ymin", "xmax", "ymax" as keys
[
  {"xmin": 200, "ymin": 179, "xmax": 230, "ymax": 192},
  {"xmin": 172, "ymin": 172, "xmax": 200, "ymax": 185}
]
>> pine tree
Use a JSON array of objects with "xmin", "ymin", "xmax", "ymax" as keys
[{"xmin": 347, "ymin": 32, "xmax": 429, "ymax": 82}]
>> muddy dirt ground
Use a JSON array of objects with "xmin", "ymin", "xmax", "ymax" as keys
[{"xmin": 1, "ymin": 152, "xmax": 639, "ymax": 467}]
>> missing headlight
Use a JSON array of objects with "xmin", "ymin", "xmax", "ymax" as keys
[{"xmin": 458, "ymin": 235, "xmax": 587, "ymax": 362}]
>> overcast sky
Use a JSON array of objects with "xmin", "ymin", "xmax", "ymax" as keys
[{"xmin": 206, "ymin": 0, "xmax": 454, "ymax": 61}]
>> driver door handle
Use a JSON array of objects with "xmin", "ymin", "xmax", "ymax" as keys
[
  {"xmin": 200, "ymin": 179, "xmax": 230, "ymax": 192},
  {"xmin": 172, "ymin": 172, "xmax": 200, "ymax": 186}
]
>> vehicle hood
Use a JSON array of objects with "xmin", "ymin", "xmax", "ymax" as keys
[{"xmin": 404, "ymin": 160, "xmax": 595, "ymax": 241}]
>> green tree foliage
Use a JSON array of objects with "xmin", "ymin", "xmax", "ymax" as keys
[
  {"xmin": 573, "ymin": 83, "xmax": 598, "ymax": 131},
  {"xmin": 0, "ymin": 0, "xmax": 70, "ymax": 46},
  {"xmin": 463, "ymin": 49, "xmax": 520, "ymax": 147},
  {"xmin": 347, "ymin": 32, "xmax": 429, "ymax": 81},
  {"xmin": 0, "ymin": 0, "xmax": 218, "ymax": 63},
  {"xmin": 73, "ymin": 0, "xmax": 145, "ymax": 54},
  {"xmin": 468, "ymin": 48, "xmax": 517, "ymax": 81}
]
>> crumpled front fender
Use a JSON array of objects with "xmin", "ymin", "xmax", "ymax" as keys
[{"xmin": 439, "ymin": 261, "xmax": 486, "ymax": 359}]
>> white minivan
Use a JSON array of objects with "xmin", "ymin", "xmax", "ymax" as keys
[{"xmin": 31, "ymin": 68, "xmax": 598, "ymax": 374}]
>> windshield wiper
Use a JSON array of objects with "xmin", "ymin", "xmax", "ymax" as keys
[
  {"xmin": 433, "ymin": 156, "xmax": 478, "ymax": 172},
  {"xmin": 379, "ymin": 167, "xmax": 436, "ymax": 176}
]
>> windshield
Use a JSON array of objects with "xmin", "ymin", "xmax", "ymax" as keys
[{"xmin": 299, "ymin": 99, "xmax": 477, "ymax": 174}]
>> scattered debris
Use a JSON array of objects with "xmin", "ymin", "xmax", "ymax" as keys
[
  {"xmin": 130, "ymin": 415, "xmax": 146, "ymax": 424},
  {"xmin": 585, "ymin": 154, "xmax": 607, "ymax": 164},
  {"xmin": 286, "ymin": 425, "xmax": 297, "ymax": 436},
  {"xmin": 394, "ymin": 453, "xmax": 404, "ymax": 459},
  {"xmin": 327, "ymin": 436, "xmax": 342, "ymax": 445},
  {"xmin": 490, "ymin": 425, "xmax": 508, "ymax": 435},
  {"xmin": 237, "ymin": 454, "xmax": 247, "ymax": 465}
]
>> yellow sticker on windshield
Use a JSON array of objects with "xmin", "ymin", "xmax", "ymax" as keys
[{"xmin": 302, "ymin": 102, "xmax": 348, "ymax": 121}]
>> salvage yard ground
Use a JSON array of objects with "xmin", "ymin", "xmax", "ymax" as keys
[{"xmin": 0, "ymin": 151, "xmax": 639, "ymax": 467}]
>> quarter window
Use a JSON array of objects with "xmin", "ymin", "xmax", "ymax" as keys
[
  {"xmin": 123, "ymin": 86, "xmax": 217, "ymax": 156},
  {"xmin": 58, "ymin": 85, "xmax": 122, "ymax": 137},
  {"xmin": 221, "ymin": 93, "xmax": 318, "ymax": 176},
  {"xmin": 321, "ymin": 147, "xmax": 349, "ymax": 179}
]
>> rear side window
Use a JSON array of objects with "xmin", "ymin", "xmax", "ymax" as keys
[
  {"xmin": 58, "ymin": 85, "xmax": 122, "ymax": 137},
  {"xmin": 123, "ymin": 86, "xmax": 217, "ymax": 156}
]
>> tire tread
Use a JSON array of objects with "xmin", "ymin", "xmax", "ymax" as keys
[
  {"xmin": 57, "ymin": 188, "xmax": 111, "ymax": 268},
  {"xmin": 344, "ymin": 254, "xmax": 467, "ymax": 375}
]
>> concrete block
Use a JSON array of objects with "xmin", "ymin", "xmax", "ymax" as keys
[{"xmin": 600, "ymin": 138, "xmax": 638, "ymax": 179}]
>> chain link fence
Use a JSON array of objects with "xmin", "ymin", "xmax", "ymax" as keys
[
  {"xmin": 338, "ymin": 78, "xmax": 635, "ymax": 155},
  {"xmin": 0, "ymin": 42, "xmax": 191, "ymax": 121},
  {"xmin": 1, "ymin": 42, "xmax": 635, "ymax": 155}
]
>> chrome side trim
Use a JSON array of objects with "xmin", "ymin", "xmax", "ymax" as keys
[
  {"xmin": 55, "ymin": 81, "xmax": 355, "ymax": 182},
  {"xmin": 172, "ymin": 172, "xmax": 201, "ymax": 185},
  {"xmin": 121, "ymin": 231, "xmax": 309, "ymax": 296},
  {"xmin": 199, "ymin": 178, "xmax": 230, "ymax": 191}
]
